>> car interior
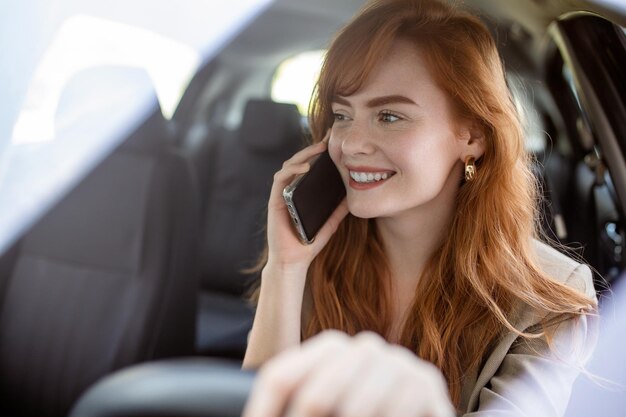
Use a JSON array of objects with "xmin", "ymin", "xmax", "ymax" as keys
[{"xmin": 0, "ymin": 0, "xmax": 625, "ymax": 416}]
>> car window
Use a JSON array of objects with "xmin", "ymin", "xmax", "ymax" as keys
[
  {"xmin": 13, "ymin": 14, "xmax": 200, "ymax": 147},
  {"xmin": 0, "ymin": 0, "xmax": 273, "ymax": 255},
  {"xmin": 271, "ymin": 50, "xmax": 325, "ymax": 116},
  {"xmin": 546, "ymin": 14, "xmax": 626, "ymax": 283},
  {"xmin": 507, "ymin": 73, "xmax": 547, "ymax": 154}
]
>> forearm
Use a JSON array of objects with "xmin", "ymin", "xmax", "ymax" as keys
[{"xmin": 242, "ymin": 264, "xmax": 308, "ymax": 369}]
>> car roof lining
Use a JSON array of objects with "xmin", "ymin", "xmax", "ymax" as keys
[{"xmin": 188, "ymin": 0, "xmax": 625, "ymax": 134}]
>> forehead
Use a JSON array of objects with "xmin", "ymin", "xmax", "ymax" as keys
[{"xmin": 337, "ymin": 38, "xmax": 440, "ymax": 102}]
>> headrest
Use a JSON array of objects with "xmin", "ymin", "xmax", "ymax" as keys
[
  {"xmin": 55, "ymin": 65, "xmax": 167, "ymax": 154},
  {"xmin": 239, "ymin": 99, "xmax": 303, "ymax": 153}
]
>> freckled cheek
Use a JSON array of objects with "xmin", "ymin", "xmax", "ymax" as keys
[
  {"xmin": 391, "ymin": 145, "xmax": 445, "ymax": 185},
  {"xmin": 385, "ymin": 141, "xmax": 424, "ymax": 172}
]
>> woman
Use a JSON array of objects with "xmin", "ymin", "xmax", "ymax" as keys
[{"xmin": 242, "ymin": 0, "xmax": 598, "ymax": 416}]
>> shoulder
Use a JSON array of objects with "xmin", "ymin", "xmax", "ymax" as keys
[
  {"xmin": 462, "ymin": 240, "xmax": 599, "ymax": 413},
  {"xmin": 532, "ymin": 239, "xmax": 596, "ymax": 299}
]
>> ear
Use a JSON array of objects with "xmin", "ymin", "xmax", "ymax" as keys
[{"xmin": 458, "ymin": 120, "xmax": 485, "ymax": 160}]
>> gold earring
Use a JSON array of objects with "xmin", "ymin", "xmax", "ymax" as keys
[{"xmin": 464, "ymin": 156, "xmax": 476, "ymax": 181}]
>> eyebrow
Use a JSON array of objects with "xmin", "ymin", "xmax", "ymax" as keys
[{"xmin": 332, "ymin": 95, "xmax": 419, "ymax": 108}]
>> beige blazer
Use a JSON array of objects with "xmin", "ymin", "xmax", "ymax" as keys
[{"xmin": 460, "ymin": 240, "xmax": 599, "ymax": 416}]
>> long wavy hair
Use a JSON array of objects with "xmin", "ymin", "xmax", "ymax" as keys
[{"xmin": 294, "ymin": 0, "xmax": 597, "ymax": 407}]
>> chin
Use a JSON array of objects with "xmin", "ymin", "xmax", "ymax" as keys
[{"xmin": 347, "ymin": 200, "xmax": 382, "ymax": 219}]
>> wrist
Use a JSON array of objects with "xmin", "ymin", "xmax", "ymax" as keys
[
  {"xmin": 259, "ymin": 262, "xmax": 308, "ymax": 300},
  {"xmin": 263, "ymin": 260, "xmax": 310, "ymax": 279}
]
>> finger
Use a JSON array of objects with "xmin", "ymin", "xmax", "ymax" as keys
[
  {"xmin": 406, "ymin": 357, "xmax": 454, "ymax": 417},
  {"xmin": 271, "ymin": 162, "xmax": 311, "ymax": 190},
  {"xmin": 383, "ymin": 354, "xmax": 455, "ymax": 417},
  {"xmin": 333, "ymin": 353, "xmax": 399, "ymax": 417},
  {"xmin": 268, "ymin": 162, "xmax": 312, "ymax": 208},
  {"xmin": 384, "ymin": 380, "xmax": 455, "ymax": 417},
  {"xmin": 269, "ymin": 141, "xmax": 327, "ymax": 203},
  {"xmin": 283, "ymin": 141, "xmax": 327, "ymax": 167},
  {"xmin": 384, "ymin": 382, "xmax": 425, "ymax": 417},
  {"xmin": 243, "ymin": 331, "xmax": 349, "ymax": 417},
  {"xmin": 311, "ymin": 198, "xmax": 349, "ymax": 249},
  {"xmin": 284, "ymin": 332, "xmax": 385, "ymax": 417}
]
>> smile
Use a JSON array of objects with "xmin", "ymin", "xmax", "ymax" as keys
[
  {"xmin": 349, "ymin": 171, "xmax": 394, "ymax": 183},
  {"xmin": 347, "ymin": 168, "xmax": 397, "ymax": 191}
]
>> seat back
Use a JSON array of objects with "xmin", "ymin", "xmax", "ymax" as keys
[
  {"xmin": 0, "ymin": 68, "xmax": 200, "ymax": 417},
  {"xmin": 200, "ymin": 99, "xmax": 304, "ymax": 295},
  {"xmin": 194, "ymin": 99, "xmax": 304, "ymax": 357}
]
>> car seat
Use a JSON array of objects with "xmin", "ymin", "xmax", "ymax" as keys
[
  {"xmin": 0, "ymin": 67, "xmax": 200, "ymax": 417},
  {"xmin": 196, "ymin": 99, "xmax": 304, "ymax": 358}
]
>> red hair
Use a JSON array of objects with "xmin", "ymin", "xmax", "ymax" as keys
[{"xmin": 302, "ymin": 0, "xmax": 596, "ymax": 406}]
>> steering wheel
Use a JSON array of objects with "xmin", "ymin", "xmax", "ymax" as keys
[{"xmin": 70, "ymin": 358, "xmax": 255, "ymax": 417}]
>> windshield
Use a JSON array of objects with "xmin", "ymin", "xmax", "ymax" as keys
[{"xmin": 0, "ymin": 0, "xmax": 273, "ymax": 255}]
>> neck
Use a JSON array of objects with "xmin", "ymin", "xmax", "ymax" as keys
[
  {"xmin": 377, "ymin": 206, "xmax": 451, "ymax": 283},
  {"xmin": 376, "ymin": 173, "xmax": 459, "ymax": 342}
]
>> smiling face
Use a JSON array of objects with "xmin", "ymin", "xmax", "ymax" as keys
[{"xmin": 328, "ymin": 38, "xmax": 479, "ymax": 221}]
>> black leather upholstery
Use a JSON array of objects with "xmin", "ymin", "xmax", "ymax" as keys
[
  {"xmin": 0, "ymin": 69, "xmax": 200, "ymax": 416},
  {"xmin": 196, "ymin": 99, "xmax": 304, "ymax": 357}
]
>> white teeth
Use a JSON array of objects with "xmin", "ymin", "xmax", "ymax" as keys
[{"xmin": 349, "ymin": 170, "xmax": 393, "ymax": 183}]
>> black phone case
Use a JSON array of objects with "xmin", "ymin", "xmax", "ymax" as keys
[{"xmin": 283, "ymin": 151, "xmax": 346, "ymax": 243}]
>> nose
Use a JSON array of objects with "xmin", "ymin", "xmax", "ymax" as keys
[{"xmin": 335, "ymin": 120, "xmax": 376, "ymax": 157}]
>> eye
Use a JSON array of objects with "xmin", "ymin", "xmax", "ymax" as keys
[
  {"xmin": 332, "ymin": 112, "xmax": 351, "ymax": 122},
  {"xmin": 379, "ymin": 111, "xmax": 402, "ymax": 123}
]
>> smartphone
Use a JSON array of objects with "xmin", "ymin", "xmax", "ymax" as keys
[{"xmin": 283, "ymin": 150, "xmax": 346, "ymax": 244}]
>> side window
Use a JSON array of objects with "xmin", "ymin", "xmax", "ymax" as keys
[
  {"xmin": 12, "ymin": 14, "xmax": 199, "ymax": 145},
  {"xmin": 507, "ymin": 73, "xmax": 547, "ymax": 154},
  {"xmin": 0, "ymin": 14, "xmax": 200, "ymax": 257},
  {"xmin": 547, "ymin": 15, "xmax": 626, "ymax": 285},
  {"xmin": 271, "ymin": 50, "xmax": 325, "ymax": 116}
]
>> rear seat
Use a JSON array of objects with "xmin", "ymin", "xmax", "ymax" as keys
[{"xmin": 196, "ymin": 99, "xmax": 304, "ymax": 358}]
